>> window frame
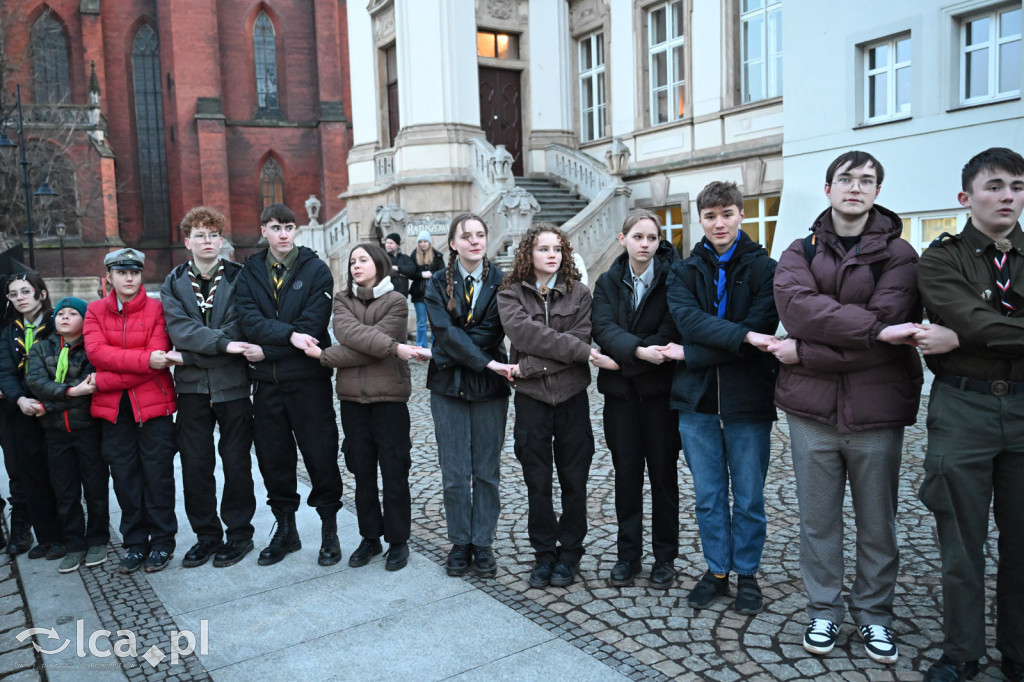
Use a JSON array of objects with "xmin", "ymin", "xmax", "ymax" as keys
[
  {"xmin": 900, "ymin": 211, "xmax": 969, "ymax": 252},
  {"xmin": 739, "ymin": 0, "xmax": 782, "ymax": 104},
  {"xmin": 862, "ymin": 34, "xmax": 912, "ymax": 124},
  {"xmin": 959, "ymin": 5, "xmax": 1022, "ymax": 106},
  {"xmin": 653, "ymin": 205, "xmax": 688, "ymax": 257},
  {"xmin": 577, "ymin": 31, "xmax": 607, "ymax": 143},
  {"xmin": 253, "ymin": 11, "xmax": 280, "ymax": 114},
  {"xmin": 646, "ymin": 0, "xmax": 688, "ymax": 126},
  {"xmin": 740, "ymin": 194, "xmax": 780, "ymax": 254},
  {"xmin": 131, "ymin": 24, "xmax": 171, "ymax": 241},
  {"xmin": 260, "ymin": 158, "xmax": 285, "ymax": 210},
  {"xmin": 31, "ymin": 12, "xmax": 71, "ymax": 105}
]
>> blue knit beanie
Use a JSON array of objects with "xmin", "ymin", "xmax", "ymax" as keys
[{"xmin": 54, "ymin": 297, "xmax": 88, "ymax": 318}]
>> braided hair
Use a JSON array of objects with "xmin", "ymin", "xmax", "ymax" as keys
[
  {"xmin": 445, "ymin": 212, "xmax": 491, "ymax": 312},
  {"xmin": 500, "ymin": 223, "xmax": 581, "ymax": 293}
]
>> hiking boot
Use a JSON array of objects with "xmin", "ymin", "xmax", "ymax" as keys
[
  {"xmin": 258, "ymin": 510, "xmax": 301, "ymax": 566},
  {"xmin": 318, "ymin": 515, "xmax": 342, "ymax": 566}
]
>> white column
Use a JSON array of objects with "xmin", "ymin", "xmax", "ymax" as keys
[
  {"xmin": 395, "ymin": 0, "xmax": 479, "ymax": 128},
  {"xmin": 608, "ymin": 1, "xmax": 638, "ymax": 137},
  {"xmin": 528, "ymin": 0, "xmax": 573, "ymax": 133},
  {"xmin": 347, "ymin": 5, "xmax": 378, "ymax": 147}
]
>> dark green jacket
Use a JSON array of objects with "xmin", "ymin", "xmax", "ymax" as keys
[
  {"xmin": 919, "ymin": 219, "xmax": 1024, "ymax": 380},
  {"xmin": 26, "ymin": 336, "xmax": 96, "ymax": 432}
]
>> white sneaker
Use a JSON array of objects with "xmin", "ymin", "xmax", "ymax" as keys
[
  {"xmin": 859, "ymin": 624, "xmax": 898, "ymax": 664},
  {"xmin": 803, "ymin": 618, "xmax": 840, "ymax": 655}
]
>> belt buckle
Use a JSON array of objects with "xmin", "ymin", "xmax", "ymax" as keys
[{"xmin": 990, "ymin": 380, "xmax": 1009, "ymax": 396}]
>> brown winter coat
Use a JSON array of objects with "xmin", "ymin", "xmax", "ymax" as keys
[
  {"xmin": 773, "ymin": 205, "xmax": 923, "ymax": 433},
  {"xmin": 320, "ymin": 286, "xmax": 411, "ymax": 404},
  {"xmin": 497, "ymin": 279, "xmax": 592, "ymax": 407}
]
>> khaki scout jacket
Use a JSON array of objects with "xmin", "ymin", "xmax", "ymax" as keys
[
  {"xmin": 919, "ymin": 219, "xmax": 1024, "ymax": 381},
  {"xmin": 497, "ymin": 279, "xmax": 593, "ymax": 407}
]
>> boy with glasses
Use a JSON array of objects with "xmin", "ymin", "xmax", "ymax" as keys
[{"xmin": 162, "ymin": 207, "xmax": 258, "ymax": 568}]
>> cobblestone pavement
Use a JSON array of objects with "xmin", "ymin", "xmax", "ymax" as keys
[
  {"xmin": 387, "ymin": 361, "xmax": 1004, "ymax": 681},
  {"xmin": 0, "ymin": 549, "xmax": 43, "ymax": 681}
]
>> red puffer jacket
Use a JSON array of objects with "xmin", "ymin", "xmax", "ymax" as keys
[{"xmin": 84, "ymin": 286, "xmax": 176, "ymax": 424}]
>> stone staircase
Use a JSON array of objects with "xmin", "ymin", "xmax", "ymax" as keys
[{"xmin": 516, "ymin": 177, "xmax": 589, "ymax": 227}]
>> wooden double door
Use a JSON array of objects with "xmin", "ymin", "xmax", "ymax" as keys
[{"xmin": 478, "ymin": 66, "xmax": 523, "ymax": 177}]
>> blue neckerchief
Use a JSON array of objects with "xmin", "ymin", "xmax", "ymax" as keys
[{"xmin": 704, "ymin": 240, "xmax": 739, "ymax": 318}]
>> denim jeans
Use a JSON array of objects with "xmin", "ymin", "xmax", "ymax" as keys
[
  {"xmin": 430, "ymin": 392, "xmax": 508, "ymax": 547},
  {"xmin": 678, "ymin": 413, "xmax": 771, "ymax": 576},
  {"xmin": 414, "ymin": 301, "xmax": 430, "ymax": 348}
]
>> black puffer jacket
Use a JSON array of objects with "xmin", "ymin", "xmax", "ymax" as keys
[
  {"xmin": 425, "ymin": 262, "xmax": 510, "ymax": 401},
  {"xmin": 592, "ymin": 241, "xmax": 680, "ymax": 401},
  {"xmin": 0, "ymin": 313, "xmax": 53, "ymax": 403},
  {"xmin": 666, "ymin": 232, "xmax": 779, "ymax": 423},
  {"xmin": 410, "ymin": 250, "xmax": 445, "ymax": 302},
  {"xmin": 26, "ymin": 335, "xmax": 95, "ymax": 432},
  {"xmin": 235, "ymin": 246, "xmax": 334, "ymax": 383}
]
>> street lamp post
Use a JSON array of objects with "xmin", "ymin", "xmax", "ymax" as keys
[
  {"xmin": 0, "ymin": 84, "xmax": 60, "ymax": 271},
  {"xmin": 56, "ymin": 222, "xmax": 66, "ymax": 278}
]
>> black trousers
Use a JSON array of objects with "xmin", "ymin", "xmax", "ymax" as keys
[
  {"xmin": 253, "ymin": 377, "xmax": 341, "ymax": 515},
  {"xmin": 0, "ymin": 402, "xmax": 25, "ymax": 518},
  {"xmin": 604, "ymin": 394, "xmax": 681, "ymax": 564},
  {"xmin": 177, "ymin": 394, "xmax": 256, "ymax": 543},
  {"xmin": 513, "ymin": 391, "xmax": 594, "ymax": 564},
  {"xmin": 0, "ymin": 401, "xmax": 61, "ymax": 543},
  {"xmin": 339, "ymin": 401, "xmax": 411, "ymax": 545},
  {"xmin": 45, "ymin": 426, "xmax": 109, "ymax": 552},
  {"xmin": 102, "ymin": 393, "xmax": 177, "ymax": 552}
]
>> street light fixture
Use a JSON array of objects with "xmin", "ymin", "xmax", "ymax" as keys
[
  {"xmin": 0, "ymin": 84, "xmax": 61, "ymax": 270},
  {"xmin": 56, "ymin": 222, "xmax": 66, "ymax": 278}
]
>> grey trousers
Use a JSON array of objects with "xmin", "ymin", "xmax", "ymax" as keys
[
  {"xmin": 787, "ymin": 414, "xmax": 903, "ymax": 626},
  {"xmin": 430, "ymin": 392, "xmax": 508, "ymax": 547}
]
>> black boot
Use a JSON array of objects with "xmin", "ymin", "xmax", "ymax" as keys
[
  {"xmin": 318, "ymin": 514, "xmax": 341, "ymax": 566},
  {"xmin": 257, "ymin": 510, "xmax": 301, "ymax": 566},
  {"xmin": 6, "ymin": 508, "xmax": 32, "ymax": 556}
]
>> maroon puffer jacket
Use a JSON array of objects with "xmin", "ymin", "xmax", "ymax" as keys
[
  {"xmin": 773, "ymin": 205, "xmax": 922, "ymax": 433},
  {"xmin": 84, "ymin": 287, "xmax": 176, "ymax": 424}
]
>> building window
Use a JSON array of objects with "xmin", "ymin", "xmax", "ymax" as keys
[
  {"xmin": 960, "ymin": 6, "xmax": 1021, "ymax": 105},
  {"xmin": 653, "ymin": 205, "xmax": 687, "ymax": 256},
  {"xmin": 741, "ymin": 195, "xmax": 779, "ymax": 253},
  {"xmin": 740, "ymin": 0, "xmax": 782, "ymax": 103},
  {"xmin": 131, "ymin": 25, "xmax": 170, "ymax": 240},
  {"xmin": 864, "ymin": 35, "xmax": 911, "ymax": 122},
  {"xmin": 31, "ymin": 13, "xmax": 70, "ymax": 104},
  {"xmin": 476, "ymin": 31, "xmax": 519, "ymax": 60},
  {"xmin": 260, "ymin": 158, "xmax": 285, "ymax": 209},
  {"xmin": 648, "ymin": 1, "xmax": 686, "ymax": 125},
  {"xmin": 901, "ymin": 213, "xmax": 968, "ymax": 251},
  {"xmin": 578, "ymin": 32, "xmax": 606, "ymax": 142},
  {"xmin": 254, "ymin": 12, "xmax": 279, "ymax": 112},
  {"xmin": 384, "ymin": 44, "xmax": 399, "ymax": 147}
]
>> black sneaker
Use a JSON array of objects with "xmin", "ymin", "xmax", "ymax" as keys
[
  {"xmin": 119, "ymin": 549, "xmax": 147, "ymax": 574},
  {"xmin": 549, "ymin": 559, "xmax": 579, "ymax": 587},
  {"xmin": 923, "ymin": 656, "xmax": 980, "ymax": 682},
  {"xmin": 385, "ymin": 543, "xmax": 409, "ymax": 572},
  {"xmin": 144, "ymin": 550, "xmax": 173, "ymax": 573},
  {"xmin": 27, "ymin": 543, "xmax": 52, "ymax": 560},
  {"xmin": 213, "ymin": 539, "xmax": 254, "ymax": 568},
  {"xmin": 1002, "ymin": 657, "xmax": 1024, "ymax": 682},
  {"xmin": 348, "ymin": 538, "xmax": 383, "ymax": 568},
  {"xmin": 45, "ymin": 543, "xmax": 68, "ymax": 561},
  {"xmin": 803, "ymin": 618, "xmax": 840, "ymax": 655},
  {"xmin": 471, "ymin": 545, "xmax": 497, "ymax": 578},
  {"xmin": 181, "ymin": 540, "xmax": 222, "ymax": 568},
  {"xmin": 609, "ymin": 560, "xmax": 641, "ymax": 587},
  {"xmin": 445, "ymin": 544, "xmax": 472, "ymax": 577},
  {"xmin": 734, "ymin": 575, "xmax": 764, "ymax": 615},
  {"xmin": 859, "ymin": 624, "xmax": 898, "ymax": 664},
  {"xmin": 687, "ymin": 570, "xmax": 729, "ymax": 609},
  {"xmin": 528, "ymin": 561, "xmax": 554, "ymax": 588},
  {"xmin": 649, "ymin": 561, "xmax": 677, "ymax": 589}
]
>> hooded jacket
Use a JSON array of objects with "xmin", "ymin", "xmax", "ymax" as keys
[
  {"xmin": 320, "ymin": 278, "xmax": 412, "ymax": 404},
  {"xmin": 591, "ymin": 241, "xmax": 680, "ymax": 401},
  {"xmin": 84, "ymin": 287, "xmax": 177, "ymax": 424},
  {"xmin": 235, "ymin": 246, "xmax": 334, "ymax": 384},
  {"xmin": 161, "ymin": 259, "xmax": 250, "ymax": 403},
  {"xmin": 0, "ymin": 312, "xmax": 53, "ymax": 403},
  {"xmin": 497, "ymin": 278, "xmax": 593, "ymax": 407},
  {"xmin": 666, "ymin": 231, "xmax": 779, "ymax": 422},
  {"xmin": 773, "ymin": 205, "xmax": 923, "ymax": 432},
  {"xmin": 26, "ymin": 335, "xmax": 96, "ymax": 432}
]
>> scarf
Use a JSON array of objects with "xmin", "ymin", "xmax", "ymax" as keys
[
  {"xmin": 352, "ymin": 276, "xmax": 395, "ymax": 301},
  {"xmin": 188, "ymin": 260, "xmax": 223, "ymax": 323},
  {"xmin": 705, "ymin": 240, "xmax": 739, "ymax": 318},
  {"xmin": 55, "ymin": 340, "xmax": 71, "ymax": 383},
  {"xmin": 14, "ymin": 317, "xmax": 48, "ymax": 371}
]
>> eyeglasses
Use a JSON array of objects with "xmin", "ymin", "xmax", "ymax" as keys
[
  {"xmin": 832, "ymin": 176, "xmax": 877, "ymax": 189},
  {"xmin": 6, "ymin": 288, "xmax": 35, "ymax": 300},
  {"xmin": 189, "ymin": 232, "xmax": 222, "ymax": 242}
]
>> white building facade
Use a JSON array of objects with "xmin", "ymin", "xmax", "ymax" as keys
[
  {"xmin": 339, "ymin": 0, "xmax": 785, "ymax": 275},
  {"xmin": 775, "ymin": 0, "xmax": 1023, "ymax": 256}
]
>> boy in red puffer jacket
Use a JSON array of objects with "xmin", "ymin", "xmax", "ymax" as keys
[{"xmin": 84, "ymin": 248, "xmax": 178, "ymax": 574}]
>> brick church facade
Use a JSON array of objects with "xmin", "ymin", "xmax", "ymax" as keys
[{"xmin": 3, "ymin": 0, "xmax": 352, "ymax": 280}]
